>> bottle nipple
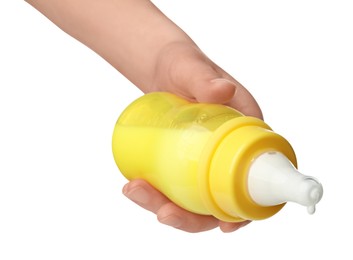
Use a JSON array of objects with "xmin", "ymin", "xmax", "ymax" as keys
[{"xmin": 247, "ymin": 152, "xmax": 323, "ymax": 214}]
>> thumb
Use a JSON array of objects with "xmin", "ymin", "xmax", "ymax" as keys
[
  {"xmin": 189, "ymin": 76, "xmax": 263, "ymax": 119},
  {"xmin": 153, "ymin": 43, "xmax": 262, "ymax": 118}
]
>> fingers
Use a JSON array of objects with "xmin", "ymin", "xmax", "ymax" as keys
[
  {"xmin": 123, "ymin": 179, "xmax": 250, "ymax": 233},
  {"xmin": 219, "ymin": 220, "xmax": 251, "ymax": 233},
  {"xmin": 157, "ymin": 202, "xmax": 219, "ymax": 233},
  {"xmin": 122, "ymin": 179, "xmax": 170, "ymax": 213},
  {"xmin": 123, "ymin": 179, "xmax": 219, "ymax": 232}
]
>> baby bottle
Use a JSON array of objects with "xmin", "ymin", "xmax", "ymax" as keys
[{"xmin": 112, "ymin": 92, "xmax": 323, "ymax": 222}]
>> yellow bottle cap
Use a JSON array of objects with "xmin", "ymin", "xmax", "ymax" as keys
[{"xmin": 198, "ymin": 116, "xmax": 297, "ymax": 222}]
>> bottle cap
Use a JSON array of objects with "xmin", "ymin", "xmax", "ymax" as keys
[{"xmin": 199, "ymin": 116, "xmax": 299, "ymax": 222}]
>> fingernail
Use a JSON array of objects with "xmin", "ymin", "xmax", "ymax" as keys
[
  {"xmin": 210, "ymin": 78, "xmax": 237, "ymax": 87},
  {"xmin": 159, "ymin": 214, "xmax": 183, "ymax": 228},
  {"xmin": 123, "ymin": 185, "xmax": 150, "ymax": 205}
]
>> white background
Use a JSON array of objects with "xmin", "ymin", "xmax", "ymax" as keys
[{"xmin": 1, "ymin": 1, "xmax": 352, "ymax": 259}]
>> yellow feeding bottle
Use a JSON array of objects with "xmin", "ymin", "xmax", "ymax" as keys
[{"xmin": 112, "ymin": 92, "xmax": 323, "ymax": 222}]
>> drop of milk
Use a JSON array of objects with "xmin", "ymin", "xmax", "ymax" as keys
[
  {"xmin": 306, "ymin": 188, "xmax": 321, "ymax": 214},
  {"xmin": 307, "ymin": 205, "xmax": 316, "ymax": 215}
]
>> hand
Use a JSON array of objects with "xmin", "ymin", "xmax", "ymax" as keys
[
  {"xmin": 123, "ymin": 42, "xmax": 262, "ymax": 233},
  {"xmin": 25, "ymin": 0, "xmax": 260, "ymax": 233}
]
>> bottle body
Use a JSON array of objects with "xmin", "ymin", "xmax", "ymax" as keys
[{"xmin": 112, "ymin": 92, "xmax": 298, "ymax": 222}]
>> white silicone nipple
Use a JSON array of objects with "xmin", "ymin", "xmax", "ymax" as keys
[{"xmin": 247, "ymin": 152, "xmax": 323, "ymax": 214}]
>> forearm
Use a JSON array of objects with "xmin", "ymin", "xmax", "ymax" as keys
[{"xmin": 25, "ymin": 0, "xmax": 194, "ymax": 91}]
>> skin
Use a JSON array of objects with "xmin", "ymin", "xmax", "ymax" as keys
[{"xmin": 25, "ymin": 0, "xmax": 262, "ymax": 233}]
